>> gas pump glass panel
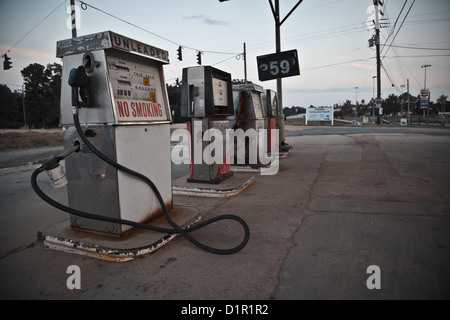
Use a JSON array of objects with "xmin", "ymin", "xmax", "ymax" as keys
[
  {"xmin": 181, "ymin": 66, "xmax": 234, "ymax": 118},
  {"xmin": 107, "ymin": 50, "xmax": 170, "ymax": 123},
  {"xmin": 263, "ymin": 90, "xmax": 279, "ymax": 117},
  {"xmin": 212, "ymin": 77, "xmax": 228, "ymax": 107}
]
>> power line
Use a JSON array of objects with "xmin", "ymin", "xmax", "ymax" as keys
[
  {"xmin": 386, "ymin": 45, "xmax": 450, "ymax": 51},
  {"xmin": 382, "ymin": 63, "xmax": 402, "ymax": 94},
  {"xmin": 302, "ymin": 57, "xmax": 375, "ymax": 72},
  {"xmin": 382, "ymin": 0, "xmax": 416, "ymax": 58},
  {"xmin": 2, "ymin": 0, "xmax": 66, "ymax": 56},
  {"xmin": 377, "ymin": 0, "xmax": 416, "ymax": 92},
  {"xmin": 77, "ymin": 0, "xmax": 241, "ymax": 56},
  {"xmin": 383, "ymin": 54, "xmax": 450, "ymax": 58},
  {"xmin": 381, "ymin": 0, "xmax": 408, "ymax": 54}
]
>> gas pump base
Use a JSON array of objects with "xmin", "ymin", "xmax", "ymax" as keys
[
  {"xmin": 37, "ymin": 206, "xmax": 201, "ymax": 262},
  {"xmin": 187, "ymin": 172, "xmax": 233, "ymax": 185},
  {"xmin": 173, "ymin": 173, "xmax": 254, "ymax": 198},
  {"xmin": 279, "ymin": 150, "xmax": 290, "ymax": 159},
  {"xmin": 230, "ymin": 158, "xmax": 281, "ymax": 174},
  {"xmin": 280, "ymin": 153, "xmax": 289, "ymax": 159}
]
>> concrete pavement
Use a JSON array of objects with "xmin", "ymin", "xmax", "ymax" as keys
[{"xmin": 0, "ymin": 126, "xmax": 449, "ymax": 301}]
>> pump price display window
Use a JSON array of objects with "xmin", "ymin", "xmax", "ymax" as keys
[
  {"xmin": 212, "ymin": 77, "xmax": 228, "ymax": 106},
  {"xmin": 257, "ymin": 49, "xmax": 300, "ymax": 82}
]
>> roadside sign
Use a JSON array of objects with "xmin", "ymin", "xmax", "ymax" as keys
[
  {"xmin": 257, "ymin": 49, "xmax": 300, "ymax": 81},
  {"xmin": 305, "ymin": 106, "xmax": 333, "ymax": 125},
  {"xmin": 420, "ymin": 89, "xmax": 430, "ymax": 109}
]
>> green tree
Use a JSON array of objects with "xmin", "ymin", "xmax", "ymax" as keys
[
  {"xmin": 341, "ymin": 99, "xmax": 353, "ymax": 115},
  {"xmin": 383, "ymin": 94, "xmax": 400, "ymax": 115},
  {"xmin": 21, "ymin": 63, "xmax": 61, "ymax": 128},
  {"xmin": 0, "ymin": 85, "xmax": 19, "ymax": 128},
  {"xmin": 436, "ymin": 94, "xmax": 448, "ymax": 112}
]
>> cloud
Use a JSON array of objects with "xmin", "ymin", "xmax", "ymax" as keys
[
  {"xmin": 285, "ymin": 87, "xmax": 349, "ymax": 94},
  {"xmin": 0, "ymin": 45, "xmax": 53, "ymax": 59},
  {"xmin": 203, "ymin": 18, "xmax": 229, "ymax": 26},
  {"xmin": 183, "ymin": 14, "xmax": 206, "ymax": 20},
  {"xmin": 285, "ymin": 86, "xmax": 373, "ymax": 95},
  {"xmin": 183, "ymin": 14, "xmax": 229, "ymax": 26},
  {"xmin": 351, "ymin": 62, "xmax": 375, "ymax": 70}
]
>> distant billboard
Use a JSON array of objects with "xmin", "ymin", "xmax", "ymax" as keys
[{"xmin": 306, "ymin": 106, "xmax": 334, "ymax": 125}]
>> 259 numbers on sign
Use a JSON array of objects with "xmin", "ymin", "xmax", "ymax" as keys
[{"xmin": 257, "ymin": 49, "xmax": 300, "ymax": 81}]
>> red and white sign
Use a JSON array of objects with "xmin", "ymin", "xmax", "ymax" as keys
[
  {"xmin": 106, "ymin": 53, "xmax": 169, "ymax": 122},
  {"xmin": 420, "ymin": 89, "xmax": 430, "ymax": 109},
  {"xmin": 115, "ymin": 99, "xmax": 167, "ymax": 122}
]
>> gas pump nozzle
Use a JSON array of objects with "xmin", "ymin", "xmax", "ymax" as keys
[
  {"xmin": 68, "ymin": 66, "xmax": 91, "ymax": 108},
  {"xmin": 68, "ymin": 52, "xmax": 99, "ymax": 108}
]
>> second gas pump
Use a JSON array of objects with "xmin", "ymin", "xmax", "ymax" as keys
[{"xmin": 181, "ymin": 66, "xmax": 235, "ymax": 184}]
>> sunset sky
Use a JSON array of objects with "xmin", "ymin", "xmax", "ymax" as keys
[{"xmin": 1, "ymin": 0, "xmax": 449, "ymax": 107}]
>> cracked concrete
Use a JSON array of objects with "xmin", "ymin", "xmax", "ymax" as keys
[
  {"xmin": 274, "ymin": 132, "xmax": 450, "ymax": 299},
  {"xmin": 0, "ymin": 128, "xmax": 449, "ymax": 300}
]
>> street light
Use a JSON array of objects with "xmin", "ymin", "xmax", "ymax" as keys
[
  {"xmin": 421, "ymin": 64, "xmax": 431, "ymax": 89},
  {"xmin": 421, "ymin": 64, "xmax": 431, "ymax": 125}
]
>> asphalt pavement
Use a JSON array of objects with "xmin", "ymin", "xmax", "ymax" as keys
[{"xmin": 0, "ymin": 125, "xmax": 449, "ymax": 303}]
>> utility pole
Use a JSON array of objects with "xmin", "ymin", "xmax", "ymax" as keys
[
  {"xmin": 400, "ymin": 84, "xmax": 405, "ymax": 112},
  {"xmin": 243, "ymin": 42, "xmax": 247, "ymax": 83},
  {"xmin": 372, "ymin": 76, "xmax": 377, "ymax": 117},
  {"xmin": 269, "ymin": 0, "xmax": 303, "ymax": 111},
  {"xmin": 373, "ymin": 0, "xmax": 382, "ymax": 124},
  {"xmin": 407, "ymin": 78, "xmax": 411, "ymax": 122},
  {"xmin": 70, "ymin": 0, "xmax": 77, "ymax": 38},
  {"xmin": 22, "ymin": 84, "xmax": 27, "ymax": 129},
  {"xmin": 422, "ymin": 64, "xmax": 431, "ymax": 125}
]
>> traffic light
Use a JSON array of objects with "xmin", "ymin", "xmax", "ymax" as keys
[
  {"xmin": 197, "ymin": 51, "xmax": 202, "ymax": 65},
  {"xmin": 3, "ymin": 54, "xmax": 12, "ymax": 70},
  {"xmin": 177, "ymin": 46, "xmax": 182, "ymax": 61}
]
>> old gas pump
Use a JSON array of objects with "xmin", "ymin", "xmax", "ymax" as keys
[
  {"xmin": 30, "ymin": 32, "xmax": 251, "ymax": 257},
  {"xmin": 55, "ymin": 31, "xmax": 172, "ymax": 235},
  {"xmin": 181, "ymin": 66, "xmax": 234, "ymax": 184},
  {"xmin": 231, "ymin": 83, "xmax": 270, "ymax": 169},
  {"xmin": 262, "ymin": 89, "xmax": 292, "ymax": 155}
]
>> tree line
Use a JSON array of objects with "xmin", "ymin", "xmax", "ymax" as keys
[
  {"xmin": 0, "ymin": 63, "xmax": 62, "ymax": 129},
  {"xmin": 283, "ymin": 93, "xmax": 449, "ymax": 118},
  {"xmin": 1, "ymin": 64, "xmax": 449, "ymax": 128}
]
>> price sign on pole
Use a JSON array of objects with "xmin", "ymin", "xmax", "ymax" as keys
[
  {"xmin": 257, "ymin": 49, "xmax": 300, "ymax": 81},
  {"xmin": 420, "ymin": 89, "xmax": 430, "ymax": 109}
]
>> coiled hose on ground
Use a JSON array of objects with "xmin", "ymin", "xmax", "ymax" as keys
[{"xmin": 30, "ymin": 109, "xmax": 250, "ymax": 255}]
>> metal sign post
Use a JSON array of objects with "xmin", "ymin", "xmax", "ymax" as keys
[{"xmin": 268, "ymin": 0, "xmax": 304, "ymax": 110}]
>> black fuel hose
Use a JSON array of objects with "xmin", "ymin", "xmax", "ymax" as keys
[{"xmin": 30, "ymin": 112, "xmax": 250, "ymax": 255}]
